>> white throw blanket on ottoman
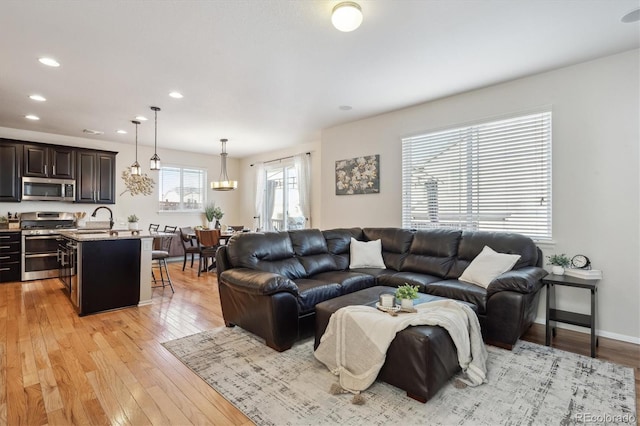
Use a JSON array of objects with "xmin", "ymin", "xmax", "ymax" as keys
[{"xmin": 314, "ymin": 299, "xmax": 488, "ymax": 397}]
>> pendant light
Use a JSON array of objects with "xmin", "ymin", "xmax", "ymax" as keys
[
  {"xmin": 211, "ymin": 138, "xmax": 238, "ymax": 191},
  {"xmin": 130, "ymin": 120, "xmax": 142, "ymax": 176},
  {"xmin": 149, "ymin": 106, "xmax": 161, "ymax": 170}
]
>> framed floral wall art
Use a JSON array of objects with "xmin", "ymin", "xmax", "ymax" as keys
[{"xmin": 335, "ymin": 155, "xmax": 380, "ymax": 195}]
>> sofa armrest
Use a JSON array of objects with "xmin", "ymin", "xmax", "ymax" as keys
[
  {"xmin": 487, "ymin": 266, "xmax": 548, "ymax": 297},
  {"xmin": 219, "ymin": 268, "xmax": 299, "ymax": 296}
]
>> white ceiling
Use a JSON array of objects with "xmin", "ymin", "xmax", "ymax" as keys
[{"xmin": 0, "ymin": 1, "xmax": 638, "ymax": 158}]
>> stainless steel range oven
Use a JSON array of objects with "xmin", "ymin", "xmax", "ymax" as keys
[{"xmin": 20, "ymin": 212, "xmax": 75, "ymax": 281}]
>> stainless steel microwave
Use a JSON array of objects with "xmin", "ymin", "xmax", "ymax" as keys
[{"xmin": 22, "ymin": 177, "xmax": 76, "ymax": 201}]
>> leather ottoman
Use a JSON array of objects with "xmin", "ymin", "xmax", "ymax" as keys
[{"xmin": 314, "ymin": 286, "xmax": 478, "ymax": 403}]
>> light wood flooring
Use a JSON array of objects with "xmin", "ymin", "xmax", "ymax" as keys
[{"xmin": 1, "ymin": 262, "xmax": 638, "ymax": 425}]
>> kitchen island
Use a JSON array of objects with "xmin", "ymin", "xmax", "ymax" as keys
[{"xmin": 58, "ymin": 230, "xmax": 154, "ymax": 315}]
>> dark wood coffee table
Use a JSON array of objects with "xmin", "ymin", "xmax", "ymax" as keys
[{"xmin": 314, "ymin": 286, "xmax": 477, "ymax": 403}]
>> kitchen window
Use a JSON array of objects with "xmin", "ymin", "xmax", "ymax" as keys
[
  {"xmin": 402, "ymin": 110, "xmax": 552, "ymax": 241},
  {"xmin": 158, "ymin": 165, "xmax": 207, "ymax": 212}
]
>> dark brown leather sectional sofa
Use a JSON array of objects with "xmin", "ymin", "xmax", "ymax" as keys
[{"xmin": 215, "ymin": 227, "xmax": 548, "ymax": 352}]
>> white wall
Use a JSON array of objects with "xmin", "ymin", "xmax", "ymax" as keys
[
  {"xmin": 238, "ymin": 140, "xmax": 322, "ymax": 231},
  {"xmin": 0, "ymin": 127, "xmax": 241, "ymax": 230},
  {"xmin": 320, "ymin": 50, "xmax": 640, "ymax": 343}
]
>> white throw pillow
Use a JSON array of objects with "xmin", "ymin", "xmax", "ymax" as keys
[
  {"xmin": 349, "ymin": 238, "xmax": 386, "ymax": 269},
  {"xmin": 459, "ymin": 245, "xmax": 521, "ymax": 289}
]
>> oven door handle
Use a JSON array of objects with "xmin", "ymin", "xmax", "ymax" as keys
[
  {"xmin": 24, "ymin": 235, "xmax": 61, "ymax": 240},
  {"xmin": 24, "ymin": 253, "xmax": 59, "ymax": 259}
]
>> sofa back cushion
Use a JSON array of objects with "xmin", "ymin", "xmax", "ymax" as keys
[
  {"xmin": 226, "ymin": 231, "xmax": 307, "ymax": 279},
  {"xmin": 322, "ymin": 228, "xmax": 364, "ymax": 270},
  {"xmin": 446, "ymin": 231, "xmax": 539, "ymax": 279},
  {"xmin": 363, "ymin": 228, "xmax": 414, "ymax": 271},
  {"xmin": 288, "ymin": 229, "xmax": 337, "ymax": 276},
  {"xmin": 402, "ymin": 229, "xmax": 461, "ymax": 277}
]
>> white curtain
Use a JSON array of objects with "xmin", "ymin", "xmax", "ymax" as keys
[
  {"xmin": 254, "ymin": 162, "xmax": 265, "ymax": 231},
  {"xmin": 294, "ymin": 153, "xmax": 311, "ymax": 228}
]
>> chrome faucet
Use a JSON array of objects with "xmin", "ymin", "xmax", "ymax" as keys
[{"xmin": 91, "ymin": 206, "xmax": 114, "ymax": 229}]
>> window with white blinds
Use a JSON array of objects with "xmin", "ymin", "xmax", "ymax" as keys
[
  {"xmin": 402, "ymin": 111, "xmax": 552, "ymax": 240},
  {"xmin": 158, "ymin": 165, "xmax": 207, "ymax": 212}
]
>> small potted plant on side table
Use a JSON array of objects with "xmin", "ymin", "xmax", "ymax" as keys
[
  {"xmin": 127, "ymin": 214, "xmax": 139, "ymax": 230},
  {"xmin": 396, "ymin": 284, "xmax": 419, "ymax": 310},
  {"xmin": 547, "ymin": 253, "xmax": 570, "ymax": 275}
]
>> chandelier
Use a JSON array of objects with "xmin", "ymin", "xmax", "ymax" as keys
[{"xmin": 211, "ymin": 138, "xmax": 238, "ymax": 191}]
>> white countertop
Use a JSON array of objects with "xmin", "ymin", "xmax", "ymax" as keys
[{"xmin": 59, "ymin": 229, "xmax": 157, "ymax": 242}]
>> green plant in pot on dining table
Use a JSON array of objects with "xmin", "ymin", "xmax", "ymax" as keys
[{"xmin": 204, "ymin": 203, "xmax": 224, "ymax": 229}]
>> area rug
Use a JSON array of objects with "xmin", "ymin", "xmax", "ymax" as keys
[{"xmin": 162, "ymin": 327, "xmax": 636, "ymax": 425}]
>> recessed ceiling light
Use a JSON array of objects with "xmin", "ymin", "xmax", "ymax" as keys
[
  {"xmin": 25, "ymin": 114, "xmax": 40, "ymax": 120},
  {"xmin": 339, "ymin": 105, "xmax": 353, "ymax": 111},
  {"xmin": 169, "ymin": 91, "xmax": 184, "ymax": 99},
  {"xmin": 117, "ymin": 130, "xmax": 128, "ymax": 134},
  {"xmin": 38, "ymin": 57, "xmax": 60, "ymax": 67},
  {"xmin": 135, "ymin": 115, "xmax": 148, "ymax": 121},
  {"xmin": 621, "ymin": 8, "xmax": 640, "ymax": 23},
  {"xmin": 29, "ymin": 94, "xmax": 47, "ymax": 102}
]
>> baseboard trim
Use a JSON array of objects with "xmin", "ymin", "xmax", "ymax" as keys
[{"xmin": 533, "ymin": 318, "xmax": 640, "ymax": 345}]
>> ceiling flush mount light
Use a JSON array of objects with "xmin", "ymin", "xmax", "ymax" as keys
[
  {"xmin": 116, "ymin": 129, "xmax": 127, "ymax": 134},
  {"xmin": 38, "ymin": 57, "xmax": 60, "ymax": 67},
  {"xmin": 169, "ymin": 91, "xmax": 183, "ymax": 99},
  {"xmin": 29, "ymin": 94, "xmax": 46, "ymax": 102},
  {"xmin": 211, "ymin": 138, "xmax": 238, "ymax": 191},
  {"xmin": 149, "ymin": 106, "xmax": 162, "ymax": 170},
  {"xmin": 621, "ymin": 8, "xmax": 640, "ymax": 23},
  {"xmin": 331, "ymin": 2, "xmax": 363, "ymax": 32},
  {"xmin": 135, "ymin": 115, "xmax": 148, "ymax": 121},
  {"xmin": 25, "ymin": 114, "xmax": 40, "ymax": 120},
  {"xmin": 130, "ymin": 120, "xmax": 142, "ymax": 176}
]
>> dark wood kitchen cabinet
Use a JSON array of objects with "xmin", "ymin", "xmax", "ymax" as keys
[
  {"xmin": 76, "ymin": 150, "xmax": 116, "ymax": 204},
  {"xmin": 0, "ymin": 231, "xmax": 21, "ymax": 282},
  {"xmin": 23, "ymin": 144, "xmax": 75, "ymax": 179},
  {"xmin": 0, "ymin": 140, "xmax": 22, "ymax": 202}
]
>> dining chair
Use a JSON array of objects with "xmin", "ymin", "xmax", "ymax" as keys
[
  {"xmin": 163, "ymin": 225, "xmax": 177, "ymax": 233},
  {"xmin": 179, "ymin": 226, "xmax": 200, "ymax": 271},
  {"xmin": 229, "ymin": 225, "xmax": 245, "ymax": 232},
  {"xmin": 149, "ymin": 223, "xmax": 160, "ymax": 232},
  {"xmin": 195, "ymin": 228, "xmax": 221, "ymax": 277}
]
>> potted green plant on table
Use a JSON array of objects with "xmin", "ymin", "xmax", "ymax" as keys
[
  {"xmin": 205, "ymin": 202, "xmax": 224, "ymax": 229},
  {"xmin": 547, "ymin": 253, "xmax": 570, "ymax": 275},
  {"xmin": 212, "ymin": 205, "xmax": 224, "ymax": 229},
  {"xmin": 396, "ymin": 284, "xmax": 419, "ymax": 310},
  {"xmin": 127, "ymin": 214, "xmax": 139, "ymax": 230}
]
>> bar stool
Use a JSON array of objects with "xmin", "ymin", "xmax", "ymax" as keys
[{"xmin": 151, "ymin": 228, "xmax": 174, "ymax": 292}]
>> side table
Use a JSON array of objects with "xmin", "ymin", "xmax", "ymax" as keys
[{"xmin": 543, "ymin": 273, "xmax": 599, "ymax": 358}]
